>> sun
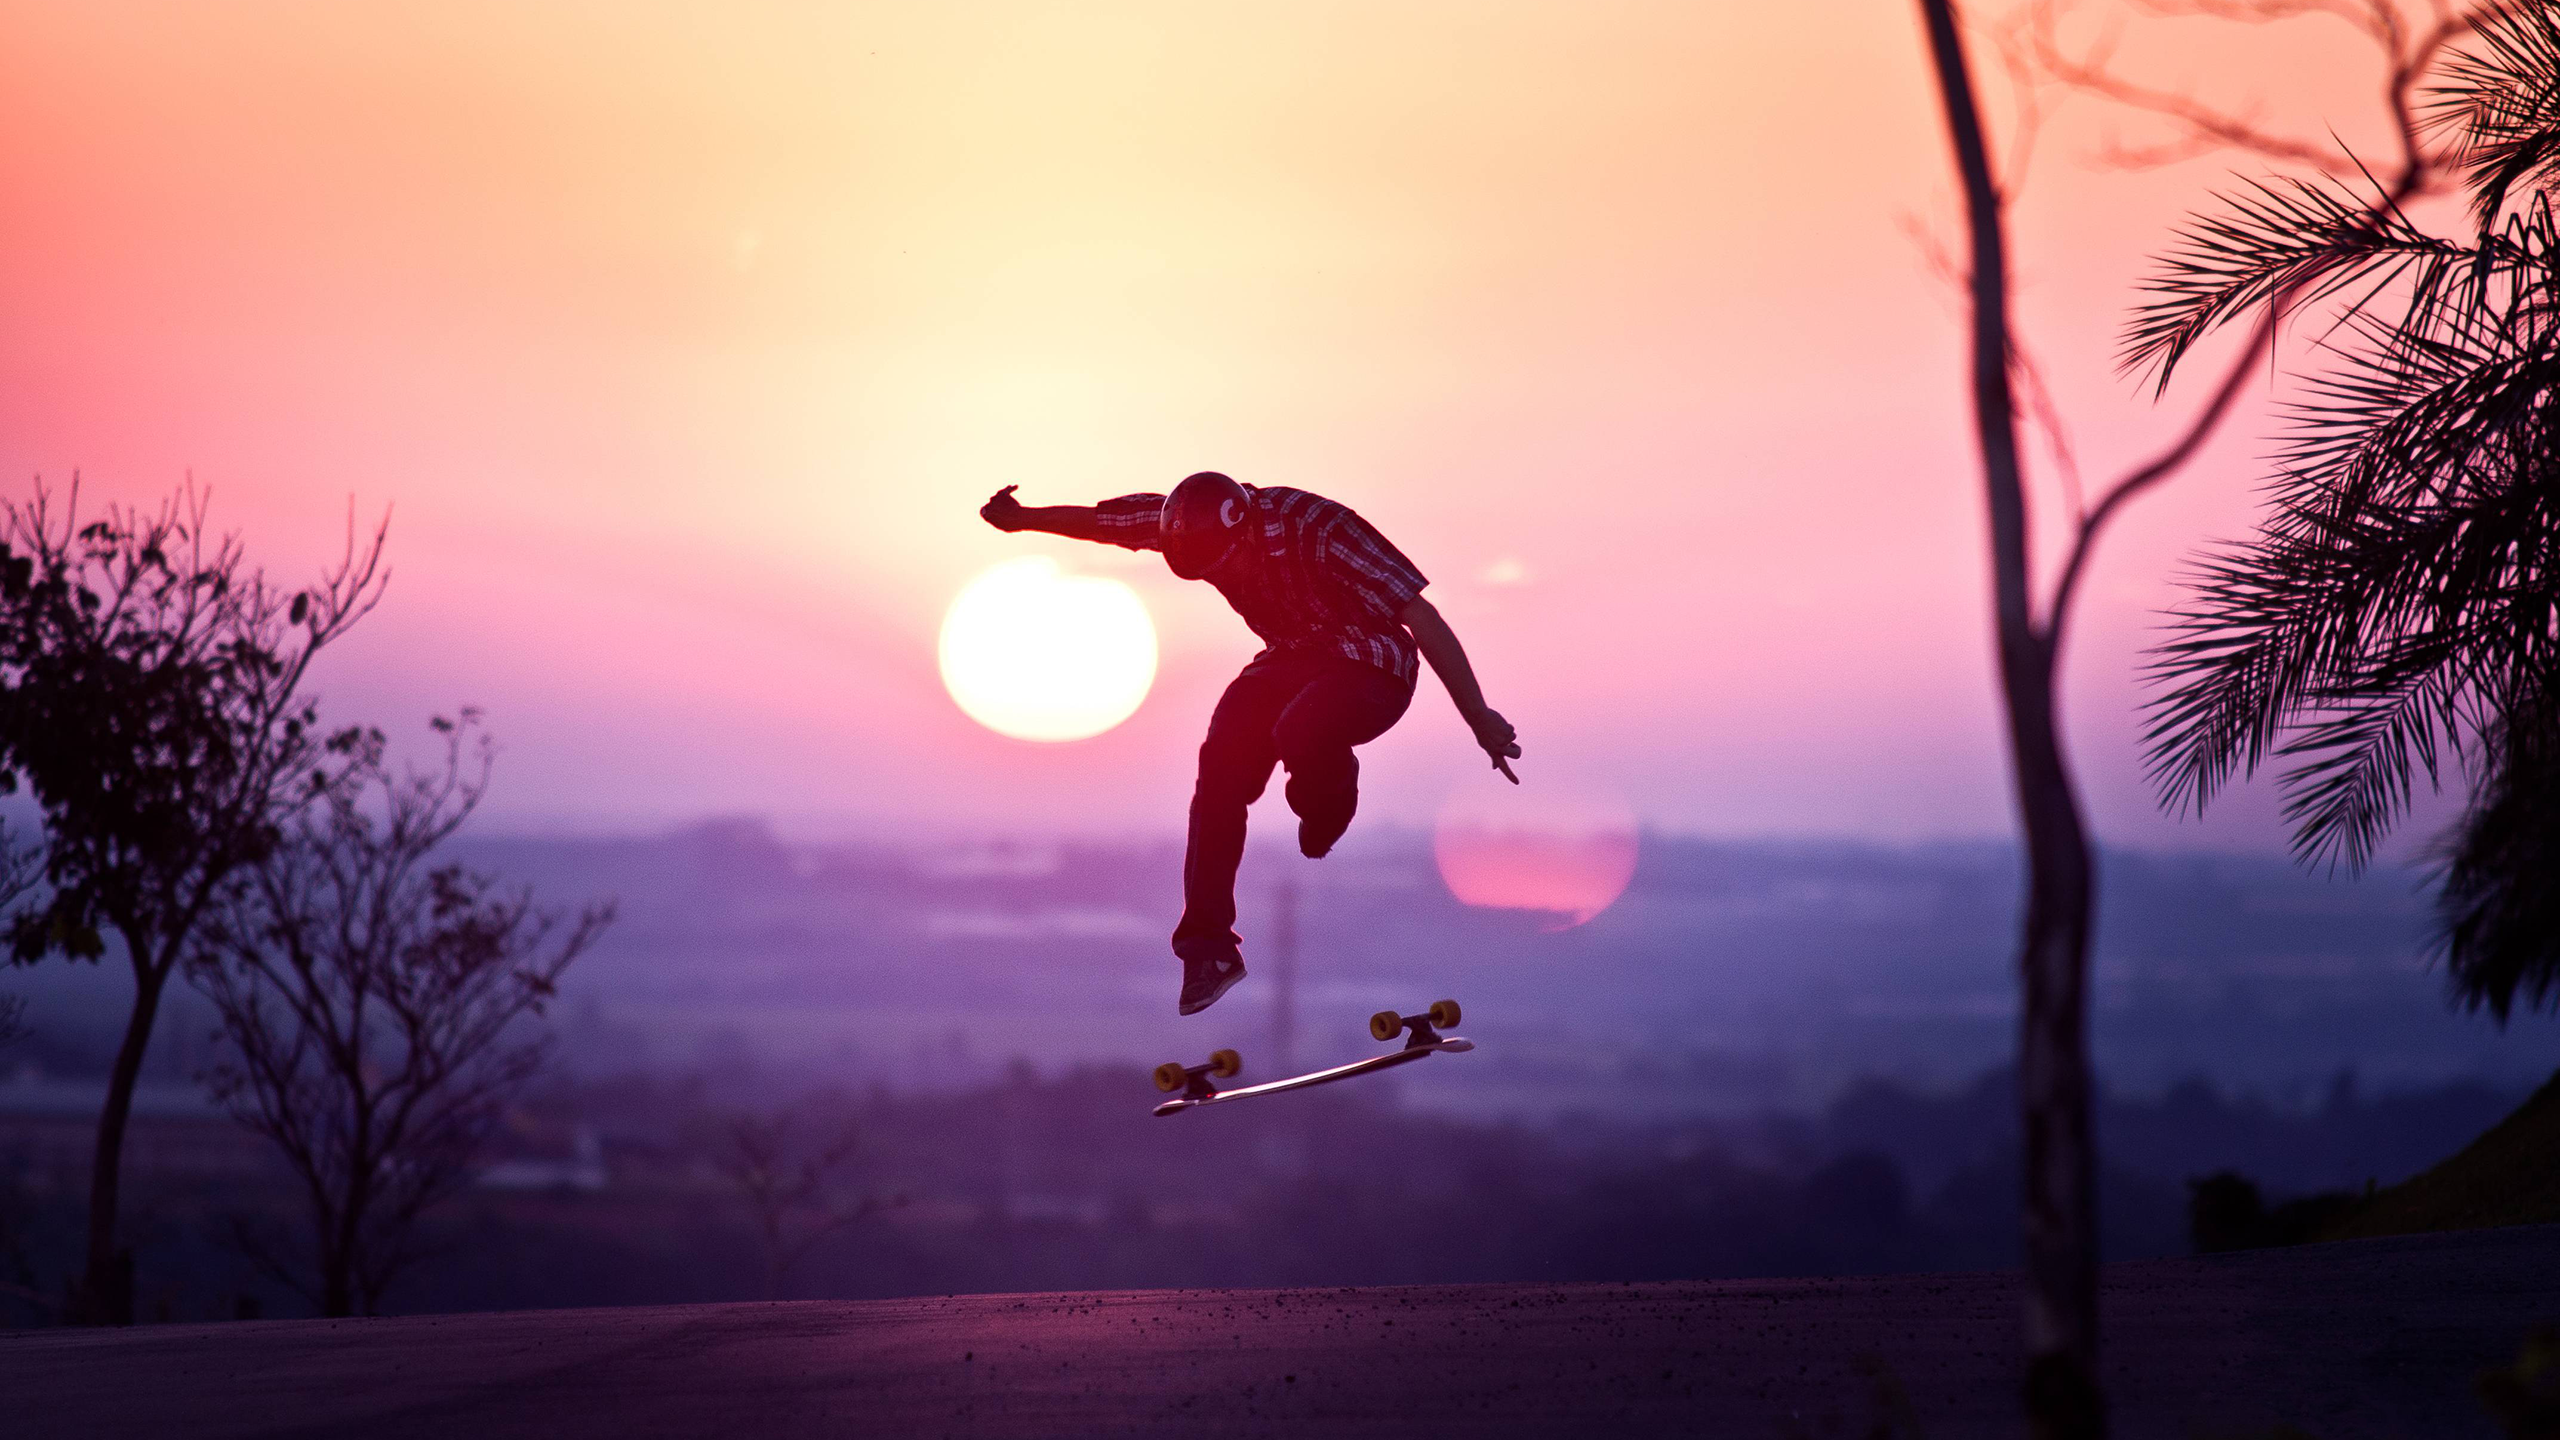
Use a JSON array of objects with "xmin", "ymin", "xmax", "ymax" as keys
[
  {"xmin": 939, "ymin": 557, "xmax": 1159, "ymax": 742},
  {"xmin": 1433, "ymin": 782, "xmax": 1639, "ymax": 930}
]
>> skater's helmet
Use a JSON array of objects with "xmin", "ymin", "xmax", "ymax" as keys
[{"xmin": 1160, "ymin": 471, "xmax": 1252, "ymax": 580}]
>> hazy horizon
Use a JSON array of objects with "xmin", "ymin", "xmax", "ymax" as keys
[{"xmin": 441, "ymin": 802, "xmax": 2468, "ymax": 869}]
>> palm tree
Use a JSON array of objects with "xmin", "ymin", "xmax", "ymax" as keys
[
  {"xmin": 2134, "ymin": 2, "xmax": 2560, "ymax": 1017},
  {"xmin": 2436, "ymin": 686, "xmax": 2560, "ymax": 1017}
]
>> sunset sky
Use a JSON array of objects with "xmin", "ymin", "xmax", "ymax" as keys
[{"xmin": 0, "ymin": 1, "xmax": 2452, "ymax": 852}]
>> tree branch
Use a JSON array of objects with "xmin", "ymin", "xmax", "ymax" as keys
[
  {"xmin": 2019, "ymin": 0, "xmax": 2364, "ymax": 172},
  {"xmin": 188, "ymin": 711, "xmax": 610, "ymax": 1314},
  {"xmin": 2046, "ymin": 304, "xmax": 2281, "ymax": 656}
]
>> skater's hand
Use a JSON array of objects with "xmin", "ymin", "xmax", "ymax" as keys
[
  {"xmin": 980, "ymin": 484, "xmax": 1028, "ymax": 532},
  {"xmin": 1468, "ymin": 706, "xmax": 1521, "ymax": 784}
]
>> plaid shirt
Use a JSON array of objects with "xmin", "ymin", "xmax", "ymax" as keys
[{"xmin": 1093, "ymin": 485, "xmax": 1430, "ymax": 681}]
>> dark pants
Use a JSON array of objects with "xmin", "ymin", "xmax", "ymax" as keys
[{"xmin": 1173, "ymin": 651, "xmax": 1414, "ymax": 955}]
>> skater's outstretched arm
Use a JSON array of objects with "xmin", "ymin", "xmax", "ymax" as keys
[
  {"xmin": 1400, "ymin": 595, "xmax": 1521, "ymax": 784},
  {"xmin": 979, "ymin": 486, "xmax": 1165, "ymax": 549}
]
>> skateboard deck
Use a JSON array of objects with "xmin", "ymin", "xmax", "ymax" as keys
[
  {"xmin": 1152, "ymin": 1001, "xmax": 1473, "ymax": 1117},
  {"xmin": 1152, "ymin": 1038, "xmax": 1474, "ymax": 1116}
]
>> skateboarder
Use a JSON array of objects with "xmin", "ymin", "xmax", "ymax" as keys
[{"xmin": 980, "ymin": 472, "xmax": 1520, "ymax": 1015}]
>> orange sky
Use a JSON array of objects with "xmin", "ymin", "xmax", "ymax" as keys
[{"xmin": 0, "ymin": 1, "xmax": 2462, "ymax": 850}]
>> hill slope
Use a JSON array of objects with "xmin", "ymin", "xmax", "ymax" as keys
[{"xmin": 2331, "ymin": 1067, "xmax": 2560, "ymax": 1240}]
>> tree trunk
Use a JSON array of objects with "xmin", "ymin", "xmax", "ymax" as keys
[
  {"xmin": 1915, "ymin": 2, "xmax": 2104, "ymax": 1435},
  {"xmin": 80, "ymin": 946, "xmax": 172, "ymax": 1326},
  {"xmin": 320, "ymin": 1246, "xmax": 355, "ymax": 1319},
  {"xmin": 324, "ymin": 1107, "xmax": 373, "ymax": 1318},
  {"xmin": 2011, "ymin": 659, "xmax": 2103, "ymax": 1437}
]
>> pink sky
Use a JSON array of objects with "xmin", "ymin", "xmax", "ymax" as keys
[{"xmin": 0, "ymin": 1, "xmax": 2463, "ymax": 851}]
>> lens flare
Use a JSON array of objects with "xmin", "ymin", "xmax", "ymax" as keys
[
  {"xmin": 1432, "ymin": 783, "xmax": 1639, "ymax": 929},
  {"xmin": 938, "ymin": 557, "xmax": 1158, "ymax": 742}
]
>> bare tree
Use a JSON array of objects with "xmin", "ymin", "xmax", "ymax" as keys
[
  {"xmin": 189, "ymin": 712, "xmax": 614, "ymax": 1316},
  {"xmin": 1911, "ymin": 3, "xmax": 2496, "ymax": 1434},
  {"xmin": 716, "ymin": 1103, "xmax": 897, "ymax": 1300},
  {"xmin": 0, "ymin": 478, "xmax": 387, "ymax": 1322}
]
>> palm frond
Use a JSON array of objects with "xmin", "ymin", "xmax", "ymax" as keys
[
  {"xmin": 2122, "ymin": 175, "xmax": 2459, "ymax": 391},
  {"xmin": 2143, "ymin": 287, "xmax": 2560, "ymax": 861},
  {"xmin": 2143, "ymin": 543, "xmax": 2330, "ymax": 818},
  {"xmin": 2432, "ymin": 2, "xmax": 2560, "ymax": 233},
  {"xmin": 2141, "ymin": 322, "xmax": 2505, "ymax": 812},
  {"xmin": 2269, "ymin": 662, "xmax": 2460, "ymax": 871},
  {"xmin": 2140, "ymin": 7, "xmax": 2560, "ymax": 891},
  {"xmin": 2433, "ymin": 680, "xmax": 2560, "ymax": 1022}
]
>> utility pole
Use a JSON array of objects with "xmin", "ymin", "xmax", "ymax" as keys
[
  {"xmin": 1258, "ymin": 875, "xmax": 1310, "ymax": 1178},
  {"xmin": 1272, "ymin": 878, "xmax": 1299, "ymax": 1077}
]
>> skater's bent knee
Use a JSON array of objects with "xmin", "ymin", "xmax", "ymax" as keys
[
  {"xmin": 1191, "ymin": 764, "xmax": 1271, "ymax": 809},
  {"xmin": 1274, "ymin": 733, "xmax": 1357, "ymax": 781}
]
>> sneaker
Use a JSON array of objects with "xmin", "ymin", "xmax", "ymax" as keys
[
  {"xmin": 1287, "ymin": 774, "xmax": 1357, "ymax": 859},
  {"xmin": 1176, "ymin": 943, "xmax": 1248, "ymax": 1016},
  {"xmin": 1298, "ymin": 811, "xmax": 1352, "ymax": 859}
]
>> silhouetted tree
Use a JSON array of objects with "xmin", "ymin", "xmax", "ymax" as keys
[
  {"xmin": 188, "ymin": 712, "xmax": 613, "ymax": 1316},
  {"xmin": 0, "ymin": 835, "xmax": 31, "ymax": 1315},
  {"xmin": 2131, "ymin": 4, "xmax": 2560, "ymax": 1020},
  {"xmin": 1911, "ymin": 3, "xmax": 2491, "ymax": 1433},
  {"xmin": 0, "ymin": 826, "xmax": 34, "ymax": 1049},
  {"xmin": 2435, "ymin": 689, "xmax": 2560, "ymax": 1019},
  {"xmin": 715, "ymin": 1102, "xmax": 897, "ymax": 1300},
  {"xmin": 2186, "ymin": 1169, "xmax": 2359, "ymax": 1252},
  {"xmin": 0, "ymin": 479, "xmax": 386, "ymax": 1322}
]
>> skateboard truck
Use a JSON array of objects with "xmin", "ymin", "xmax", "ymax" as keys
[
  {"xmin": 1152, "ymin": 1048, "xmax": 1242, "ymax": 1104},
  {"xmin": 1368, "ymin": 998, "xmax": 1463, "ymax": 1049}
]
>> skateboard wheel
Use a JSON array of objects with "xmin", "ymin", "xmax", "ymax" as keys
[
  {"xmin": 1369, "ymin": 1010, "xmax": 1403, "ymax": 1042},
  {"xmin": 1209, "ymin": 1048, "xmax": 1243, "ymax": 1079},
  {"xmin": 1152, "ymin": 1061, "xmax": 1189, "ymax": 1094},
  {"xmin": 1429, "ymin": 998, "xmax": 1462, "ymax": 1029}
]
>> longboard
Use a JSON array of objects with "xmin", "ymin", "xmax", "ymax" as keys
[{"xmin": 1152, "ymin": 1000, "xmax": 1473, "ymax": 1117}]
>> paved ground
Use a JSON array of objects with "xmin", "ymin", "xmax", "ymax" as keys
[{"xmin": 10, "ymin": 1226, "xmax": 2556, "ymax": 1439}]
